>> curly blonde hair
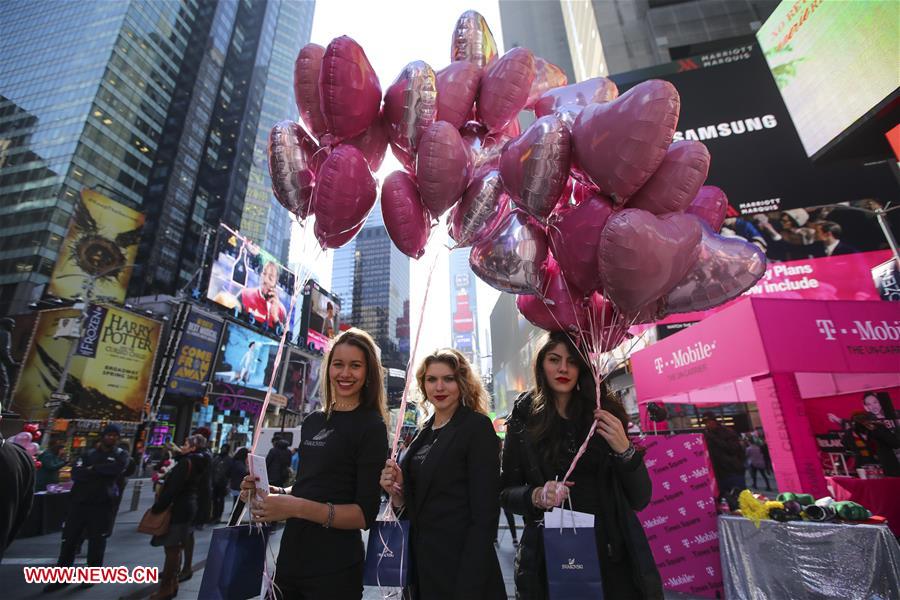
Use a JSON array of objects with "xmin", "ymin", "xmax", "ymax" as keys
[{"xmin": 415, "ymin": 348, "xmax": 490, "ymax": 417}]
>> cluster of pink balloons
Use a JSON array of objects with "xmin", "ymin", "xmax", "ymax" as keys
[
  {"xmin": 271, "ymin": 10, "xmax": 766, "ymax": 343},
  {"xmin": 12, "ymin": 430, "xmax": 42, "ymax": 468}
]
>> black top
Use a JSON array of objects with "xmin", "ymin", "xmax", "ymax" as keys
[
  {"xmin": 500, "ymin": 392, "xmax": 662, "ymax": 600},
  {"xmin": 70, "ymin": 445, "xmax": 129, "ymax": 505},
  {"xmin": 277, "ymin": 407, "xmax": 387, "ymax": 579},
  {"xmin": 407, "ymin": 425, "xmax": 441, "ymax": 488},
  {"xmin": 400, "ymin": 406, "xmax": 506, "ymax": 600},
  {"xmin": 0, "ymin": 437, "xmax": 34, "ymax": 557}
]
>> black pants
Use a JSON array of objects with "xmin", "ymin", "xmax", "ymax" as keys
[
  {"xmin": 273, "ymin": 561, "xmax": 363, "ymax": 600},
  {"xmin": 212, "ymin": 488, "xmax": 227, "ymax": 522},
  {"xmin": 750, "ymin": 466, "xmax": 771, "ymax": 489},
  {"xmin": 493, "ymin": 507, "xmax": 518, "ymax": 541},
  {"xmin": 57, "ymin": 505, "xmax": 113, "ymax": 567}
]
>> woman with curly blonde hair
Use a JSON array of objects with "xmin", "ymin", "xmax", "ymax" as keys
[{"xmin": 380, "ymin": 348, "xmax": 505, "ymax": 599}]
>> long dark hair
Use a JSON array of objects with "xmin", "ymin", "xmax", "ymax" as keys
[
  {"xmin": 528, "ymin": 331, "xmax": 628, "ymax": 467},
  {"xmin": 322, "ymin": 328, "xmax": 389, "ymax": 423}
]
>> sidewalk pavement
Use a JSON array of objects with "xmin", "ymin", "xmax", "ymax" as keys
[{"xmin": 2, "ymin": 479, "xmax": 706, "ymax": 599}]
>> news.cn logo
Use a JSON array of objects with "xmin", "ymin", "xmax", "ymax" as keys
[{"xmin": 815, "ymin": 319, "xmax": 900, "ymax": 342}]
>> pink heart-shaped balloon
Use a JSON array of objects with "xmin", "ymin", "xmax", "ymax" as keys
[
  {"xmin": 341, "ymin": 112, "xmax": 389, "ymax": 172},
  {"xmin": 268, "ymin": 120, "xmax": 321, "ymax": 220},
  {"xmin": 478, "ymin": 47, "xmax": 535, "ymax": 132},
  {"xmin": 598, "ymin": 209, "xmax": 701, "ymax": 312},
  {"xmin": 665, "ymin": 216, "xmax": 766, "ymax": 314},
  {"xmin": 685, "ymin": 186, "xmax": 729, "ymax": 232},
  {"xmin": 548, "ymin": 193, "xmax": 614, "ymax": 294},
  {"xmin": 534, "ymin": 77, "xmax": 619, "ymax": 129},
  {"xmin": 516, "ymin": 257, "xmax": 584, "ymax": 332},
  {"xmin": 436, "ymin": 61, "xmax": 482, "ymax": 129},
  {"xmin": 499, "ymin": 114, "xmax": 571, "ymax": 220},
  {"xmin": 319, "ymin": 36, "xmax": 382, "ymax": 143},
  {"xmin": 416, "ymin": 121, "xmax": 471, "ymax": 218},
  {"xmin": 628, "ymin": 140, "xmax": 710, "ymax": 214},
  {"xmin": 451, "ymin": 10, "xmax": 499, "ymax": 68},
  {"xmin": 381, "ymin": 171, "xmax": 430, "ymax": 259},
  {"xmin": 470, "ymin": 210, "xmax": 548, "ymax": 294},
  {"xmin": 460, "ymin": 121, "xmax": 513, "ymax": 171},
  {"xmin": 293, "ymin": 43, "xmax": 328, "ymax": 142},
  {"xmin": 315, "ymin": 219, "xmax": 364, "ymax": 250},
  {"xmin": 572, "ymin": 80, "xmax": 680, "ymax": 204},
  {"xmin": 313, "ymin": 145, "xmax": 376, "ymax": 246},
  {"xmin": 449, "ymin": 168, "xmax": 510, "ymax": 247},
  {"xmin": 526, "ymin": 57, "xmax": 568, "ymax": 108},
  {"xmin": 384, "ymin": 61, "xmax": 437, "ymax": 169}
]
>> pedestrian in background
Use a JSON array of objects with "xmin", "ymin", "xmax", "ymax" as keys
[
  {"xmin": 43, "ymin": 424, "xmax": 129, "ymax": 592},
  {"xmin": 35, "ymin": 442, "xmax": 67, "ymax": 491},
  {"xmin": 241, "ymin": 328, "xmax": 388, "ymax": 599},
  {"xmin": 148, "ymin": 434, "xmax": 206, "ymax": 600},
  {"xmin": 500, "ymin": 332, "xmax": 662, "ymax": 599},
  {"xmin": 179, "ymin": 428, "xmax": 211, "ymax": 583},
  {"xmin": 703, "ymin": 412, "xmax": 746, "ymax": 505},
  {"xmin": 266, "ymin": 437, "xmax": 293, "ymax": 488},
  {"xmin": 380, "ymin": 348, "xmax": 505, "ymax": 599},
  {"xmin": 228, "ymin": 447, "xmax": 248, "ymax": 510},
  {"xmin": 746, "ymin": 442, "xmax": 771, "ymax": 490},
  {"xmin": 0, "ymin": 398, "xmax": 35, "ymax": 564},
  {"xmin": 210, "ymin": 444, "xmax": 232, "ymax": 523}
]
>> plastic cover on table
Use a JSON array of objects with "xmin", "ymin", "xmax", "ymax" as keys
[{"xmin": 718, "ymin": 515, "xmax": 900, "ymax": 600}]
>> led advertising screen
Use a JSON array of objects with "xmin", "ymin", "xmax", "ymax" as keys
[
  {"xmin": 610, "ymin": 41, "xmax": 896, "ymax": 215},
  {"xmin": 206, "ymin": 224, "xmax": 299, "ymax": 334},
  {"xmin": 449, "ymin": 249, "xmax": 478, "ymax": 364},
  {"xmin": 211, "ymin": 321, "xmax": 282, "ymax": 402},
  {"xmin": 757, "ymin": 1, "xmax": 900, "ymax": 159},
  {"xmin": 48, "ymin": 188, "xmax": 144, "ymax": 303},
  {"xmin": 298, "ymin": 280, "xmax": 340, "ymax": 353},
  {"xmin": 165, "ymin": 307, "xmax": 223, "ymax": 398},
  {"xmin": 11, "ymin": 306, "xmax": 162, "ymax": 421},
  {"xmin": 279, "ymin": 350, "xmax": 324, "ymax": 413}
]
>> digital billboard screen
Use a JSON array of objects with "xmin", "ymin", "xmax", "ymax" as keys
[
  {"xmin": 298, "ymin": 280, "xmax": 340, "ymax": 353},
  {"xmin": 609, "ymin": 41, "xmax": 896, "ymax": 216},
  {"xmin": 211, "ymin": 321, "xmax": 282, "ymax": 401},
  {"xmin": 165, "ymin": 307, "xmax": 223, "ymax": 398},
  {"xmin": 206, "ymin": 224, "xmax": 300, "ymax": 334},
  {"xmin": 757, "ymin": 1, "xmax": 900, "ymax": 160}
]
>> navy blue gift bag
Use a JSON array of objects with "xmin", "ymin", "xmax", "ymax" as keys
[
  {"xmin": 198, "ymin": 524, "xmax": 269, "ymax": 600},
  {"xmin": 363, "ymin": 518, "xmax": 410, "ymax": 588},
  {"xmin": 543, "ymin": 526, "xmax": 604, "ymax": 600}
]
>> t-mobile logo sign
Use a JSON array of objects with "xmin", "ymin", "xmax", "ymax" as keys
[
  {"xmin": 816, "ymin": 318, "xmax": 900, "ymax": 341},
  {"xmin": 654, "ymin": 341, "xmax": 716, "ymax": 374}
]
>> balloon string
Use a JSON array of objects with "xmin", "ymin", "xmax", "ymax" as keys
[{"xmin": 391, "ymin": 248, "xmax": 442, "ymax": 459}]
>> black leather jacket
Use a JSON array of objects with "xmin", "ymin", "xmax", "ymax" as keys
[{"xmin": 499, "ymin": 393, "xmax": 663, "ymax": 599}]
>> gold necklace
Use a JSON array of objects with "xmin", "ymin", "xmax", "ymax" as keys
[{"xmin": 333, "ymin": 400, "xmax": 359, "ymax": 411}]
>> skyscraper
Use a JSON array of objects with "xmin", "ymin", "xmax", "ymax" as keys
[
  {"xmin": 331, "ymin": 202, "xmax": 410, "ymax": 399},
  {"xmin": 448, "ymin": 248, "xmax": 479, "ymax": 368},
  {"xmin": 0, "ymin": 0, "xmax": 315, "ymax": 315}
]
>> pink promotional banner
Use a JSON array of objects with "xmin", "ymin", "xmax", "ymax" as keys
[
  {"xmin": 638, "ymin": 434, "xmax": 722, "ymax": 598},
  {"xmin": 754, "ymin": 299, "xmax": 900, "ymax": 374},
  {"xmin": 633, "ymin": 297, "xmax": 900, "ymax": 402},
  {"xmin": 657, "ymin": 249, "xmax": 893, "ymax": 325}
]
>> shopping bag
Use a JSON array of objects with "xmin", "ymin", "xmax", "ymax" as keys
[
  {"xmin": 198, "ymin": 524, "xmax": 268, "ymax": 600},
  {"xmin": 363, "ymin": 518, "xmax": 410, "ymax": 587},
  {"xmin": 543, "ymin": 526, "xmax": 604, "ymax": 600}
]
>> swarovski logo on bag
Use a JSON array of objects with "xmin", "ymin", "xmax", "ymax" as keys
[
  {"xmin": 562, "ymin": 558, "xmax": 584, "ymax": 570},
  {"xmin": 379, "ymin": 547, "xmax": 394, "ymax": 559}
]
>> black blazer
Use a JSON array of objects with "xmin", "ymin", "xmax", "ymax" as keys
[{"xmin": 400, "ymin": 405, "xmax": 506, "ymax": 600}]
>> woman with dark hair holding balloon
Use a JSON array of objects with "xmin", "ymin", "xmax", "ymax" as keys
[
  {"xmin": 241, "ymin": 328, "xmax": 388, "ymax": 599},
  {"xmin": 379, "ymin": 348, "xmax": 506, "ymax": 599},
  {"xmin": 500, "ymin": 331, "xmax": 662, "ymax": 599}
]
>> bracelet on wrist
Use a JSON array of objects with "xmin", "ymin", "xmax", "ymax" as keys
[
  {"xmin": 323, "ymin": 501, "xmax": 335, "ymax": 528},
  {"xmin": 613, "ymin": 443, "xmax": 636, "ymax": 461}
]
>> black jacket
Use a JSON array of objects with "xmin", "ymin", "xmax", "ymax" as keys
[
  {"xmin": 0, "ymin": 437, "xmax": 34, "ymax": 558},
  {"xmin": 266, "ymin": 440, "xmax": 293, "ymax": 487},
  {"xmin": 70, "ymin": 445, "xmax": 129, "ymax": 506},
  {"xmin": 500, "ymin": 393, "xmax": 662, "ymax": 600},
  {"xmin": 400, "ymin": 406, "xmax": 506, "ymax": 600},
  {"xmin": 152, "ymin": 451, "xmax": 204, "ymax": 525}
]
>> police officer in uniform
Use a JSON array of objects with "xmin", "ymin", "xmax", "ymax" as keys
[{"xmin": 44, "ymin": 424, "xmax": 129, "ymax": 592}]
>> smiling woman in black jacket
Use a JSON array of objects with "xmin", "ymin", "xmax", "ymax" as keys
[
  {"xmin": 500, "ymin": 332, "xmax": 662, "ymax": 600},
  {"xmin": 380, "ymin": 348, "xmax": 505, "ymax": 600}
]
